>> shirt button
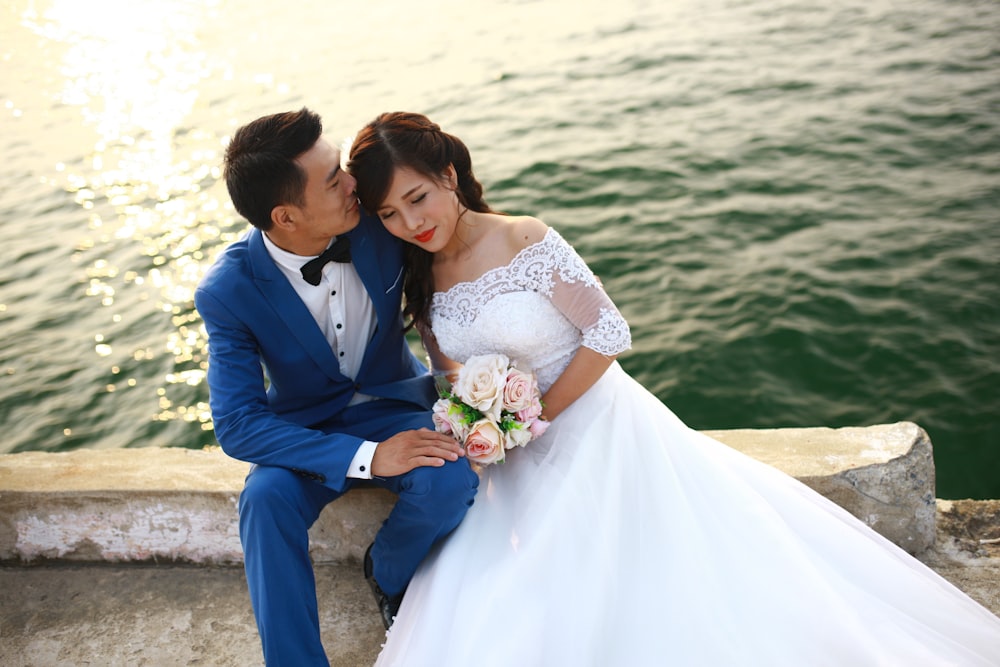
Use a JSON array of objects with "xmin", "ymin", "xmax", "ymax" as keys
[
  {"xmin": 339, "ymin": 351, "xmax": 345, "ymax": 357},
  {"xmin": 336, "ymin": 323, "xmax": 343, "ymax": 329},
  {"xmin": 331, "ymin": 290, "xmax": 337, "ymax": 296},
  {"xmin": 359, "ymin": 465, "xmax": 366, "ymax": 472}
]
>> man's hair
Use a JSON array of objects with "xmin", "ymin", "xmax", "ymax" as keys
[{"xmin": 223, "ymin": 107, "xmax": 323, "ymax": 230}]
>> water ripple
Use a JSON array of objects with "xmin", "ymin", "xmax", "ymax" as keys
[{"xmin": 1, "ymin": 0, "xmax": 998, "ymax": 497}]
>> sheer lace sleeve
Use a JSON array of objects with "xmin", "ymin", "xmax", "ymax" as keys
[
  {"xmin": 544, "ymin": 230, "xmax": 632, "ymax": 357},
  {"xmin": 428, "ymin": 227, "xmax": 631, "ymax": 377}
]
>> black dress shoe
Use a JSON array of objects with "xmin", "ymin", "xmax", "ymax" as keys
[{"xmin": 364, "ymin": 543, "xmax": 405, "ymax": 630}]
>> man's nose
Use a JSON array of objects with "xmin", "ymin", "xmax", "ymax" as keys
[{"xmin": 343, "ymin": 172, "xmax": 358, "ymax": 192}]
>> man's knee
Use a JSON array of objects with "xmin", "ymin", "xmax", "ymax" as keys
[
  {"xmin": 241, "ymin": 466, "xmax": 298, "ymax": 509},
  {"xmin": 239, "ymin": 466, "xmax": 331, "ymax": 528},
  {"xmin": 403, "ymin": 459, "xmax": 479, "ymax": 508}
]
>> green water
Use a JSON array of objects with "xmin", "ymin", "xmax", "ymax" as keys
[{"xmin": 0, "ymin": 0, "xmax": 997, "ymax": 497}]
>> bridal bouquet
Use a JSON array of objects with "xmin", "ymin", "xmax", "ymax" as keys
[{"xmin": 432, "ymin": 353, "xmax": 550, "ymax": 465}]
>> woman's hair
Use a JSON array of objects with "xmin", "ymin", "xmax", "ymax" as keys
[
  {"xmin": 223, "ymin": 107, "xmax": 323, "ymax": 230},
  {"xmin": 349, "ymin": 112, "xmax": 494, "ymax": 330}
]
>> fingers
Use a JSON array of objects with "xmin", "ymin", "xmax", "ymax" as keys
[
  {"xmin": 409, "ymin": 428, "xmax": 465, "ymax": 457},
  {"xmin": 370, "ymin": 428, "xmax": 466, "ymax": 477},
  {"xmin": 402, "ymin": 440, "xmax": 463, "ymax": 463}
]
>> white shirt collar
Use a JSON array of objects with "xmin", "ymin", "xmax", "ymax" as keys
[{"xmin": 262, "ymin": 232, "xmax": 333, "ymax": 275}]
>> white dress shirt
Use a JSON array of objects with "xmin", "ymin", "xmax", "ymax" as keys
[{"xmin": 263, "ymin": 232, "xmax": 380, "ymax": 479}]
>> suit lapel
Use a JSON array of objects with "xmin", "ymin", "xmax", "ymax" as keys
[
  {"xmin": 346, "ymin": 218, "xmax": 402, "ymax": 376},
  {"xmin": 247, "ymin": 229, "xmax": 344, "ymax": 381}
]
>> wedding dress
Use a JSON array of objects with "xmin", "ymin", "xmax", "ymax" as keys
[{"xmin": 374, "ymin": 228, "xmax": 1000, "ymax": 666}]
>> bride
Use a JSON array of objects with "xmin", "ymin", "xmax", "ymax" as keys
[{"xmin": 347, "ymin": 111, "xmax": 1000, "ymax": 666}]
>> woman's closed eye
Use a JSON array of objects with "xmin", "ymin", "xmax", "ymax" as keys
[{"xmin": 379, "ymin": 193, "xmax": 425, "ymax": 220}]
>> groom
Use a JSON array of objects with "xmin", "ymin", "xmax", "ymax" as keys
[{"xmin": 195, "ymin": 108, "xmax": 478, "ymax": 665}]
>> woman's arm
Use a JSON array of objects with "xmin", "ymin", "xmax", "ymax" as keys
[
  {"xmin": 537, "ymin": 229, "xmax": 632, "ymax": 420},
  {"xmin": 539, "ymin": 347, "xmax": 615, "ymax": 420},
  {"xmin": 419, "ymin": 323, "xmax": 463, "ymax": 383}
]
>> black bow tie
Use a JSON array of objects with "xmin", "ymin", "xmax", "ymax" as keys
[{"xmin": 300, "ymin": 237, "xmax": 351, "ymax": 285}]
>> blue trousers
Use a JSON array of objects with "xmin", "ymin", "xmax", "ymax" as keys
[{"xmin": 238, "ymin": 400, "xmax": 479, "ymax": 666}]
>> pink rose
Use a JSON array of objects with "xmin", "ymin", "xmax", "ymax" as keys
[
  {"xmin": 432, "ymin": 398, "xmax": 472, "ymax": 442},
  {"xmin": 515, "ymin": 396, "xmax": 543, "ymax": 423},
  {"xmin": 464, "ymin": 419, "xmax": 506, "ymax": 465},
  {"xmin": 502, "ymin": 367, "xmax": 536, "ymax": 413},
  {"xmin": 528, "ymin": 418, "xmax": 550, "ymax": 439},
  {"xmin": 432, "ymin": 398, "xmax": 454, "ymax": 435}
]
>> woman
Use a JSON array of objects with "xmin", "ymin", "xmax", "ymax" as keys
[{"xmin": 348, "ymin": 112, "xmax": 1000, "ymax": 666}]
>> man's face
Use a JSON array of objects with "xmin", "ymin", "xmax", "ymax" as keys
[{"xmin": 291, "ymin": 136, "xmax": 361, "ymax": 245}]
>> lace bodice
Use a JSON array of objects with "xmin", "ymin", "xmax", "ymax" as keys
[{"xmin": 429, "ymin": 228, "xmax": 631, "ymax": 392}]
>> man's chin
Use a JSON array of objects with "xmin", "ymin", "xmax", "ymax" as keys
[{"xmin": 341, "ymin": 208, "xmax": 362, "ymax": 232}]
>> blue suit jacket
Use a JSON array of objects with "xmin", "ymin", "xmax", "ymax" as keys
[{"xmin": 194, "ymin": 213, "xmax": 435, "ymax": 491}]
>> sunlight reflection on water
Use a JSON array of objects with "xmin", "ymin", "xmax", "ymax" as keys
[
  {"xmin": 17, "ymin": 0, "xmax": 237, "ymax": 431},
  {"xmin": 7, "ymin": 0, "xmax": 647, "ymax": 440}
]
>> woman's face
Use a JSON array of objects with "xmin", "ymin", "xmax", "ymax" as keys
[{"xmin": 375, "ymin": 165, "xmax": 460, "ymax": 252}]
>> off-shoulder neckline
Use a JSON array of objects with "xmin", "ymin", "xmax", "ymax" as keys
[{"xmin": 432, "ymin": 227, "xmax": 558, "ymax": 300}]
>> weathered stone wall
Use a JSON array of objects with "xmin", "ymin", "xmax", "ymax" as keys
[{"xmin": 0, "ymin": 421, "xmax": 938, "ymax": 564}]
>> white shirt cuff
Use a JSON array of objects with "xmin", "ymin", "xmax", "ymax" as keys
[{"xmin": 347, "ymin": 440, "xmax": 378, "ymax": 479}]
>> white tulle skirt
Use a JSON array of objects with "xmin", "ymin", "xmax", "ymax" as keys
[{"xmin": 374, "ymin": 364, "xmax": 1000, "ymax": 666}]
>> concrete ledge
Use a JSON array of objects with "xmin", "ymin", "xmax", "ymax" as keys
[
  {"xmin": 0, "ymin": 421, "xmax": 936, "ymax": 565},
  {"xmin": 2, "ymin": 500, "xmax": 996, "ymax": 667},
  {"xmin": 705, "ymin": 421, "xmax": 936, "ymax": 553}
]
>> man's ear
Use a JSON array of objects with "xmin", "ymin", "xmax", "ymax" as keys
[{"xmin": 270, "ymin": 204, "xmax": 295, "ymax": 231}]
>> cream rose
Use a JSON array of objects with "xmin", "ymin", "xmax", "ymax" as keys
[
  {"xmin": 464, "ymin": 419, "xmax": 506, "ymax": 465},
  {"xmin": 504, "ymin": 422, "xmax": 533, "ymax": 449},
  {"xmin": 453, "ymin": 354, "xmax": 509, "ymax": 421}
]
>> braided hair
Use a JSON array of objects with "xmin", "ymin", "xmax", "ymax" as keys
[{"xmin": 349, "ymin": 112, "xmax": 494, "ymax": 330}]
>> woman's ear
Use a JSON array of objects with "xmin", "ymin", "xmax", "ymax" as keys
[{"xmin": 443, "ymin": 163, "xmax": 458, "ymax": 190}]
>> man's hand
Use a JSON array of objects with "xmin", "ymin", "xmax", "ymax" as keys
[{"xmin": 371, "ymin": 428, "xmax": 466, "ymax": 477}]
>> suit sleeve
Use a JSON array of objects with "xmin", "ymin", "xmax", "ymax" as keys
[{"xmin": 195, "ymin": 286, "xmax": 362, "ymax": 492}]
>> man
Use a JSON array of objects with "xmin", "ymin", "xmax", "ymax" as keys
[{"xmin": 194, "ymin": 108, "xmax": 478, "ymax": 666}]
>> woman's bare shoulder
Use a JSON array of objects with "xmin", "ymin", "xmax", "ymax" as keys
[{"xmin": 500, "ymin": 214, "xmax": 549, "ymax": 250}]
